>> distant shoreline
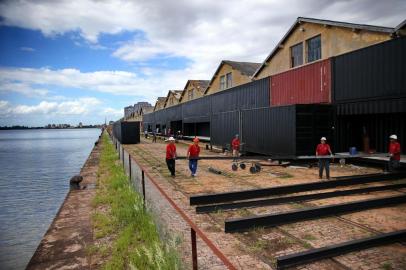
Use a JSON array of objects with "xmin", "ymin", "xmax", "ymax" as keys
[{"xmin": 0, "ymin": 126, "xmax": 101, "ymax": 130}]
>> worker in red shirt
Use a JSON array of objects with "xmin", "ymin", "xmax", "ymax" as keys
[
  {"xmin": 187, "ymin": 137, "xmax": 200, "ymax": 177},
  {"xmin": 231, "ymin": 134, "xmax": 241, "ymax": 160},
  {"xmin": 165, "ymin": 137, "xmax": 177, "ymax": 177},
  {"xmin": 316, "ymin": 137, "xmax": 333, "ymax": 179},
  {"xmin": 388, "ymin": 134, "xmax": 401, "ymax": 172}
]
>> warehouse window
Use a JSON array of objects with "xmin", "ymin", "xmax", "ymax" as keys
[
  {"xmin": 226, "ymin": 72, "xmax": 232, "ymax": 88},
  {"xmin": 307, "ymin": 35, "xmax": 321, "ymax": 63},
  {"xmin": 291, "ymin": 42, "xmax": 303, "ymax": 67},
  {"xmin": 220, "ymin": 75, "xmax": 226, "ymax": 90}
]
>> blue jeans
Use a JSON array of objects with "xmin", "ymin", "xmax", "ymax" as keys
[
  {"xmin": 319, "ymin": 159, "xmax": 330, "ymax": 178},
  {"xmin": 388, "ymin": 158, "xmax": 400, "ymax": 172},
  {"xmin": 189, "ymin": 159, "xmax": 198, "ymax": 175}
]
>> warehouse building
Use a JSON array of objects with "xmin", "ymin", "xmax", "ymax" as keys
[
  {"xmin": 164, "ymin": 90, "xmax": 183, "ymax": 108},
  {"xmin": 124, "ymin": 105, "xmax": 134, "ymax": 119},
  {"xmin": 153, "ymin": 97, "xmax": 166, "ymax": 111},
  {"xmin": 333, "ymin": 36, "xmax": 406, "ymax": 154},
  {"xmin": 141, "ymin": 17, "xmax": 405, "ymax": 157},
  {"xmin": 179, "ymin": 80, "xmax": 210, "ymax": 103},
  {"xmin": 252, "ymin": 17, "xmax": 394, "ymax": 80},
  {"xmin": 204, "ymin": 60, "xmax": 261, "ymax": 95}
]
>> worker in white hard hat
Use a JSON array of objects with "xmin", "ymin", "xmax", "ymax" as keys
[
  {"xmin": 388, "ymin": 134, "xmax": 401, "ymax": 172},
  {"xmin": 316, "ymin": 137, "xmax": 333, "ymax": 179},
  {"xmin": 165, "ymin": 137, "xmax": 177, "ymax": 177}
]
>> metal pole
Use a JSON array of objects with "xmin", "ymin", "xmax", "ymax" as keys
[
  {"xmin": 122, "ymin": 147, "xmax": 125, "ymax": 170},
  {"xmin": 129, "ymin": 153, "xmax": 132, "ymax": 180},
  {"xmin": 142, "ymin": 170, "xmax": 146, "ymax": 207},
  {"xmin": 191, "ymin": 228, "xmax": 198, "ymax": 270}
]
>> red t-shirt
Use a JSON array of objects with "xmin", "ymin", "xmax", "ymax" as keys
[
  {"xmin": 188, "ymin": 144, "xmax": 200, "ymax": 159},
  {"xmin": 316, "ymin": 143, "xmax": 331, "ymax": 155},
  {"xmin": 389, "ymin": 142, "xmax": 401, "ymax": 161},
  {"xmin": 232, "ymin": 138, "xmax": 240, "ymax": 150},
  {"xmin": 166, "ymin": 144, "xmax": 176, "ymax": 159}
]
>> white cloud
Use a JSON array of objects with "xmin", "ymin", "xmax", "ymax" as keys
[
  {"xmin": 103, "ymin": 107, "xmax": 123, "ymax": 117},
  {"xmin": 20, "ymin": 47, "xmax": 35, "ymax": 52},
  {"xmin": 0, "ymin": 97, "xmax": 124, "ymax": 126},
  {"xmin": 0, "ymin": 100, "xmax": 11, "ymax": 116},
  {"xmin": 0, "ymin": 66, "xmax": 198, "ymax": 102},
  {"xmin": 0, "ymin": 0, "xmax": 405, "ymax": 126},
  {"xmin": 1, "ymin": 0, "xmax": 404, "ymax": 82},
  {"xmin": 0, "ymin": 97, "xmax": 102, "ymax": 117},
  {"xmin": 0, "ymin": 67, "xmax": 144, "ymax": 95},
  {"xmin": 0, "ymin": 82, "xmax": 48, "ymax": 97}
]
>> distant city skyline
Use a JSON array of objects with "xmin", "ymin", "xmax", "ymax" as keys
[{"xmin": 0, "ymin": 0, "xmax": 405, "ymax": 126}]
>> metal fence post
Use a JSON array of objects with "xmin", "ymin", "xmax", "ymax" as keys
[
  {"xmin": 142, "ymin": 170, "xmax": 146, "ymax": 208},
  {"xmin": 191, "ymin": 228, "xmax": 198, "ymax": 270},
  {"xmin": 122, "ymin": 147, "xmax": 125, "ymax": 170},
  {"xmin": 129, "ymin": 153, "xmax": 132, "ymax": 180}
]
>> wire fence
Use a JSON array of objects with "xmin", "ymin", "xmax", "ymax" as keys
[{"xmin": 111, "ymin": 134, "xmax": 236, "ymax": 270}]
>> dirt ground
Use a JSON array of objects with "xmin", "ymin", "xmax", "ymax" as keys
[{"xmin": 124, "ymin": 137, "xmax": 406, "ymax": 270}]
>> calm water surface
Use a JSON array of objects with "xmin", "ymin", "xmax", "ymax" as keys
[{"xmin": 0, "ymin": 129, "xmax": 101, "ymax": 270}]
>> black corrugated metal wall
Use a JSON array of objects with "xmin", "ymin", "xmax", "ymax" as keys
[
  {"xmin": 296, "ymin": 105, "xmax": 334, "ymax": 155},
  {"xmin": 211, "ymin": 111, "xmax": 240, "ymax": 147},
  {"xmin": 241, "ymin": 105, "xmax": 333, "ymax": 156},
  {"xmin": 182, "ymin": 96, "xmax": 211, "ymax": 123},
  {"xmin": 333, "ymin": 36, "xmax": 406, "ymax": 102},
  {"xmin": 113, "ymin": 121, "xmax": 140, "ymax": 144},
  {"xmin": 333, "ymin": 36, "xmax": 406, "ymax": 154},
  {"xmin": 242, "ymin": 106, "xmax": 296, "ymax": 156},
  {"xmin": 211, "ymin": 77, "xmax": 270, "ymax": 114}
]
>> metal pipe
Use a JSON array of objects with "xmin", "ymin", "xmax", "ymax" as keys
[{"xmin": 175, "ymin": 153, "xmax": 389, "ymax": 161}]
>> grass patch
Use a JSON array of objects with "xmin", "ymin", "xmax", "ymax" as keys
[
  {"xmin": 92, "ymin": 211, "xmax": 115, "ymax": 239},
  {"xmin": 92, "ymin": 133, "xmax": 181, "ymax": 269},
  {"xmin": 381, "ymin": 262, "xmax": 393, "ymax": 270},
  {"xmin": 290, "ymin": 202, "xmax": 307, "ymax": 209},
  {"xmin": 247, "ymin": 239, "xmax": 268, "ymax": 253},
  {"xmin": 279, "ymin": 173, "xmax": 294, "ymax": 179},
  {"xmin": 301, "ymin": 242, "xmax": 312, "ymax": 249},
  {"xmin": 301, "ymin": 233, "xmax": 317, "ymax": 241},
  {"xmin": 237, "ymin": 208, "xmax": 252, "ymax": 217}
]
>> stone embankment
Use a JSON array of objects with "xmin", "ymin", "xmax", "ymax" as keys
[{"xmin": 26, "ymin": 137, "xmax": 101, "ymax": 269}]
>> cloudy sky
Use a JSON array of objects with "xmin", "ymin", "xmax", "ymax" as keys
[{"xmin": 0, "ymin": 0, "xmax": 405, "ymax": 126}]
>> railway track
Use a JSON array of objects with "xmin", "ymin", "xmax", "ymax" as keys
[{"xmin": 125, "ymin": 139, "xmax": 406, "ymax": 270}]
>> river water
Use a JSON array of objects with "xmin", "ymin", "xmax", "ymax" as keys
[{"xmin": 0, "ymin": 128, "xmax": 101, "ymax": 270}]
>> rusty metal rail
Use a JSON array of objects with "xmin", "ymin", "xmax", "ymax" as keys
[{"xmin": 110, "ymin": 134, "xmax": 236, "ymax": 270}]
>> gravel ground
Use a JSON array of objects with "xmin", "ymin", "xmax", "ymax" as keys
[{"xmin": 120, "ymin": 137, "xmax": 406, "ymax": 270}]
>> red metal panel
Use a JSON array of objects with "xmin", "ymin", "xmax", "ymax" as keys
[{"xmin": 270, "ymin": 59, "xmax": 331, "ymax": 106}]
